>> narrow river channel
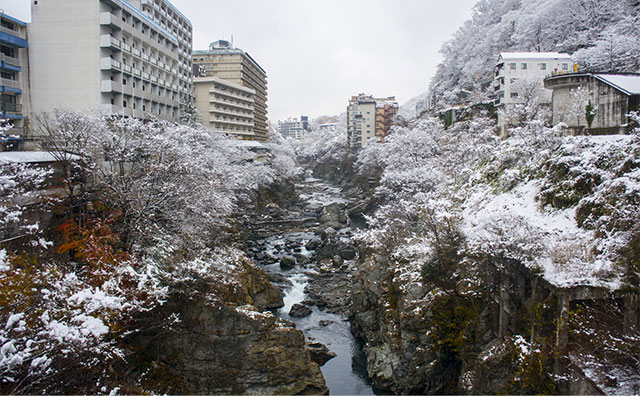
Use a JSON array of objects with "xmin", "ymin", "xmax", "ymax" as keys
[{"xmin": 247, "ymin": 173, "xmax": 375, "ymax": 395}]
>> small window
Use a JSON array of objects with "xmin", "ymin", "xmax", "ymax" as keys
[
  {"xmin": 521, "ymin": 63, "xmax": 527, "ymax": 70},
  {"xmin": 540, "ymin": 63, "xmax": 547, "ymax": 70},
  {"xmin": 509, "ymin": 63, "xmax": 516, "ymax": 70},
  {"xmin": 562, "ymin": 63, "xmax": 568, "ymax": 70},
  {"xmin": 510, "ymin": 92, "xmax": 519, "ymax": 98},
  {"xmin": 123, "ymin": 78, "xmax": 127, "ymax": 85},
  {"xmin": 123, "ymin": 100, "xmax": 127, "ymax": 107}
]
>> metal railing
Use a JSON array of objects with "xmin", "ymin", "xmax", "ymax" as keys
[
  {"xmin": 0, "ymin": 78, "xmax": 20, "ymax": 89},
  {"xmin": 0, "ymin": 102, "xmax": 22, "ymax": 112},
  {"xmin": 0, "ymin": 53, "xmax": 20, "ymax": 66}
]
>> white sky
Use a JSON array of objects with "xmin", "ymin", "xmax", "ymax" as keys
[{"xmin": 0, "ymin": 0, "xmax": 477, "ymax": 122}]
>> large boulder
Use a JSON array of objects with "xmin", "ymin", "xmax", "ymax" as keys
[
  {"xmin": 306, "ymin": 342, "xmax": 337, "ymax": 366},
  {"xmin": 319, "ymin": 203, "xmax": 347, "ymax": 225},
  {"xmin": 279, "ymin": 256, "xmax": 297, "ymax": 271},
  {"xmin": 289, "ymin": 303, "xmax": 313, "ymax": 317}
]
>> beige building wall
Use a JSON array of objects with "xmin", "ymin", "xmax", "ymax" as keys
[
  {"xmin": 194, "ymin": 77, "xmax": 256, "ymax": 138},
  {"xmin": 193, "ymin": 41, "xmax": 267, "ymax": 141}
]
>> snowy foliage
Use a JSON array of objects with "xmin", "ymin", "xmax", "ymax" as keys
[
  {"xmin": 430, "ymin": 0, "xmax": 640, "ymax": 108},
  {"xmin": 0, "ymin": 112, "xmax": 300, "ymax": 393},
  {"xmin": 356, "ymin": 113, "xmax": 640, "ymax": 293}
]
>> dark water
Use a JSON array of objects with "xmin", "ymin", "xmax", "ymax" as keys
[{"xmin": 254, "ymin": 175, "xmax": 375, "ymax": 395}]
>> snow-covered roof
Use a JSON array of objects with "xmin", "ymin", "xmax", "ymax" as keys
[
  {"xmin": 235, "ymin": 141, "xmax": 269, "ymax": 150},
  {"xmin": 498, "ymin": 52, "xmax": 572, "ymax": 61},
  {"xmin": 0, "ymin": 151, "xmax": 81, "ymax": 164},
  {"xmin": 595, "ymin": 74, "xmax": 640, "ymax": 96}
]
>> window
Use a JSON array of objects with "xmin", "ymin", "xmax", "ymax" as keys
[
  {"xmin": 521, "ymin": 63, "xmax": 527, "ymax": 70},
  {"xmin": 122, "ymin": 78, "xmax": 127, "ymax": 85},
  {"xmin": 510, "ymin": 78, "xmax": 517, "ymax": 84},
  {"xmin": 510, "ymin": 92, "xmax": 519, "ymax": 98},
  {"xmin": 562, "ymin": 63, "xmax": 568, "ymax": 70},
  {"xmin": 509, "ymin": 63, "xmax": 516, "ymax": 70},
  {"xmin": 123, "ymin": 100, "xmax": 127, "ymax": 108},
  {"xmin": 540, "ymin": 63, "xmax": 547, "ymax": 70}
]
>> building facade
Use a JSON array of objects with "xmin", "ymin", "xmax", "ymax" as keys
[
  {"xmin": 494, "ymin": 52, "xmax": 572, "ymax": 134},
  {"xmin": 194, "ymin": 77, "xmax": 256, "ymax": 138},
  {"xmin": 193, "ymin": 40, "xmax": 268, "ymax": 141},
  {"xmin": 0, "ymin": 13, "xmax": 29, "ymax": 150},
  {"xmin": 278, "ymin": 116, "xmax": 309, "ymax": 139},
  {"xmin": 347, "ymin": 94, "xmax": 398, "ymax": 150},
  {"xmin": 28, "ymin": 0, "xmax": 192, "ymax": 131},
  {"xmin": 544, "ymin": 73, "xmax": 640, "ymax": 134}
]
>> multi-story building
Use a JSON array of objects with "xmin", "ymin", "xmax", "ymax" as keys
[
  {"xmin": 28, "ymin": 0, "xmax": 192, "ymax": 132},
  {"xmin": 0, "ymin": 13, "xmax": 29, "ymax": 150},
  {"xmin": 278, "ymin": 115, "xmax": 309, "ymax": 139},
  {"xmin": 494, "ymin": 52, "xmax": 572, "ymax": 134},
  {"xmin": 193, "ymin": 40, "xmax": 268, "ymax": 141},
  {"xmin": 347, "ymin": 94, "xmax": 398, "ymax": 150},
  {"xmin": 193, "ymin": 77, "xmax": 256, "ymax": 138}
]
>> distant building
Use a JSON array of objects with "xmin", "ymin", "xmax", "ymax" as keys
[
  {"xmin": 0, "ymin": 13, "xmax": 29, "ymax": 150},
  {"xmin": 194, "ymin": 77, "xmax": 256, "ymax": 138},
  {"xmin": 347, "ymin": 94, "xmax": 398, "ymax": 150},
  {"xmin": 494, "ymin": 52, "xmax": 573, "ymax": 134},
  {"xmin": 278, "ymin": 116, "xmax": 309, "ymax": 139},
  {"xmin": 193, "ymin": 40, "xmax": 268, "ymax": 141},
  {"xmin": 27, "ymin": 0, "xmax": 193, "ymax": 130},
  {"xmin": 544, "ymin": 72, "xmax": 640, "ymax": 135},
  {"xmin": 318, "ymin": 123, "xmax": 338, "ymax": 131}
]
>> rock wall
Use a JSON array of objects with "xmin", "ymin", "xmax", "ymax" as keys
[
  {"xmin": 128, "ymin": 253, "xmax": 328, "ymax": 394},
  {"xmin": 350, "ymin": 253, "xmax": 629, "ymax": 394}
]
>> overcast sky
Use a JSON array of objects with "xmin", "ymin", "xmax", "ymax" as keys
[{"xmin": 1, "ymin": 0, "xmax": 477, "ymax": 122}]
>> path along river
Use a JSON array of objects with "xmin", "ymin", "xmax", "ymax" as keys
[{"xmin": 246, "ymin": 173, "xmax": 375, "ymax": 395}]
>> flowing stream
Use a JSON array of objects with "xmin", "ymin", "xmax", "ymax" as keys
[{"xmin": 247, "ymin": 173, "xmax": 375, "ymax": 395}]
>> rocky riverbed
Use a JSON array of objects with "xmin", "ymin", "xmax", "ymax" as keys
[{"xmin": 245, "ymin": 173, "xmax": 375, "ymax": 395}]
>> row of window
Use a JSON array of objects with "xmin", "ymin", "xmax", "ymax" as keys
[{"xmin": 509, "ymin": 62, "xmax": 569, "ymax": 71}]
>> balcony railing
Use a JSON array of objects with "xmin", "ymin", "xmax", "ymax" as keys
[
  {"xmin": 0, "ymin": 102, "xmax": 22, "ymax": 112},
  {"xmin": 0, "ymin": 78, "xmax": 20, "ymax": 89},
  {"xmin": 100, "ymin": 57, "xmax": 122, "ymax": 71},
  {"xmin": 0, "ymin": 53, "xmax": 20, "ymax": 66},
  {"xmin": 100, "ymin": 35, "xmax": 121, "ymax": 50},
  {"xmin": 122, "ymin": 43, "xmax": 132, "ymax": 53}
]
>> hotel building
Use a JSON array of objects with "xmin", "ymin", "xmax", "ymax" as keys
[
  {"xmin": 193, "ymin": 40, "xmax": 268, "ymax": 141},
  {"xmin": 28, "ymin": 0, "xmax": 193, "ymax": 129},
  {"xmin": 347, "ymin": 94, "xmax": 398, "ymax": 150},
  {"xmin": 0, "ymin": 13, "xmax": 29, "ymax": 150}
]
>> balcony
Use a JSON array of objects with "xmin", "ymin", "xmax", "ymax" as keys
[
  {"xmin": 122, "ymin": 43, "xmax": 132, "ymax": 53},
  {"xmin": 151, "ymin": 76, "xmax": 158, "ymax": 83},
  {"xmin": 100, "ymin": 0, "xmax": 122, "ymax": 9},
  {"xmin": 142, "ymin": 72, "xmax": 150, "ymax": 80},
  {"xmin": 0, "ymin": 102, "xmax": 22, "ymax": 113},
  {"xmin": 158, "ymin": 61, "xmax": 165, "ymax": 69},
  {"xmin": 142, "ymin": 53, "xmax": 150, "ymax": 62},
  {"xmin": 150, "ymin": 57, "xmax": 158, "ymax": 65},
  {"xmin": 133, "ymin": 68, "xmax": 142, "ymax": 77},
  {"xmin": 122, "ymin": 64, "xmax": 132, "ymax": 74},
  {"xmin": 0, "ymin": 53, "xmax": 20, "ymax": 67},
  {"xmin": 132, "ymin": 48, "xmax": 141, "ymax": 58},
  {"xmin": 100, "ymin": 34, "xmax": 121, "ymax": 51},
  {"xmin": 99, "ymin": 12, "xmax": 122, "ymax": 30},
  {"xmin": 100, "ymin": 57, "xmax": 122, "ymax": 72},
  {"xmin": 101, "ymin": 80, "xmax": 122, "ymax": 93},
  {"xmin": 1, "ymin": 78, "xmax": 20, "ymax": 90}
]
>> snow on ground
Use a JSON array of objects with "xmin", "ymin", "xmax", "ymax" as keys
[{"xmin": 463, "ymin": 180, "xmax": 618, "ymax": 289}]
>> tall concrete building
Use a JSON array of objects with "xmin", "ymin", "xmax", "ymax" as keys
[
  {"xmin": 193, "ymin": 77, "xmax": 256, "ymax": 138},
  {"xmin": 28, "ymin": 0, "xmax": 193, "ymax": 129},
  {"xmin": 0, "ymin": 13, "xmax": 29, "ymax": 150},
  {"xmin": 193, "ymin": 40, "xmax": 268, "ymax": 141},
  {"xmin": 347, "ymin": 94, "xmax": 398, "ymax": 150}
]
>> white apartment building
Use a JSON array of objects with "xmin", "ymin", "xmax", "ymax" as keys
[
  {"xmin": 278, "ymin": 116, "xmax": 309, "ymax": 140},
  {"xmin": 494, "ymin": 52, "xmax": 572, "ymax": 134},
  {"xmin": 193, "ymin": 77, "xmax": 256, "ymax": 138},
  {"xmin": 28, "ymin": 0, "xmax": 192, "ymax": 128}
]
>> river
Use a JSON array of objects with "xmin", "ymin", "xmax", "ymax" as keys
[{"xmin": 247, "ymin": 173, "xmax": 375, "ymax": 395}]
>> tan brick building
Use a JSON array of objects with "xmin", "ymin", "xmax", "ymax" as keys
[{"xmin": 193, "ymin": 40, "xmax": 267, "ymax": 140}]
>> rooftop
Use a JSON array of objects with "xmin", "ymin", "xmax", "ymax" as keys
[
  {"xmin": 0, "ymin": 151, "xmax": 82, "ymax": 164},
  {"xmin": 595, "ymin": 74, "xmax": 640, "ymax": 96},
  {"xmin": 498, "ymin": 52, "xmax": 572, "ymax": 61}
]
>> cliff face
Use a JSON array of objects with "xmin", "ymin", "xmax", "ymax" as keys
[
  {"xmin": 350, "ymin": 252, "xmax": 635, "ymax": 395},
  {"xmin": 130, "ymin": 257, "xmax": 328, "ymax": 395}
]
